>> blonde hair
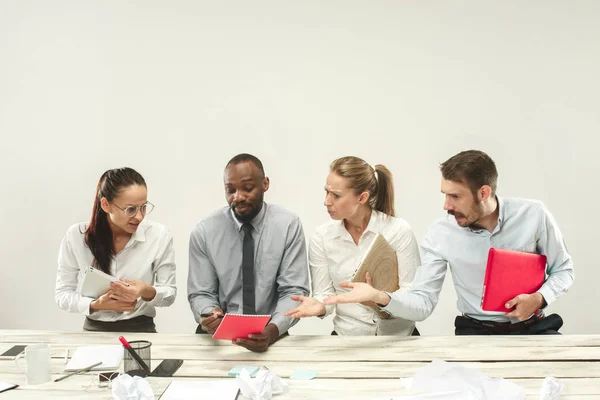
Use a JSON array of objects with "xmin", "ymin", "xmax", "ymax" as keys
[{"xmin": 330, "ymin": 156, "xmax": 395, "ymax": 216}]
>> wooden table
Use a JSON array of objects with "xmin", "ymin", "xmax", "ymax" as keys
[{"xmin": 0, "ymin": 330, "xmax": 599, "ymax": 399}]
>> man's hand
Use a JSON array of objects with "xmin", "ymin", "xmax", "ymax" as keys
[
  {"xmin": 358, "ymin": 272, "xmax": 380, "ymax": 308},
  {"xmin": 200, "ymin": 307, "xmax": 224, "ymax": 334},
  {"xmin": 323, "ymin": 272, "xmax": 390, "ymax": 307},
  {"xmin": 90, "ymin": 290, "xmax": 137, "ymax": 313},
  {"xmin": 234, "ymin": 323, "xmax": 279, "ymax": 353},
  {"xmin": 505, "ymin": 292, "xmax": 545, "ymax": 321},
  {"xmin": 110, "ymin": 279, "xmax": 156, "ymax": 302},
  {"xmin": 284, "ymin": 296, "xmax": 326, "ymax": 319}
]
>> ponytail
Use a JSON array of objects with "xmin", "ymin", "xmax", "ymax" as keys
[
  {"xmin": 370, "ymin": 165, "xmax": 395, "ymax": 217},
  {"xmin": 330, "ymin": 157, "xmax": 396, "ymax": 217},
  {"xmin": 84, "ymin": 168, "xmax": 146, "ymax": 274}
]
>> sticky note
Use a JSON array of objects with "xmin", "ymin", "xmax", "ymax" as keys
[
  {"xmin": 290, "ymin": 370, "xmax": 318, "ymax": 380},
  {"xmin": 227, "ymin": 365, "xmax": 259, "ymax": 377}
]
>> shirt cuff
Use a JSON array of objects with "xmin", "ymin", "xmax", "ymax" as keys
[
  {"xmin": 79, "ymin": 296, "xmax": 94, "ymax": 316},
  {"xmin": 142, "ymin": 287, "xmax": 163, "ymax": 307},
  {"xmin": 379, "ymin": 292, "xmax": 402, "ymax": 316},
  {"xmin": 269, "ymin": 315, "xmax": 291, "ymax": 337},
  {"xmin": 190, "ymin": 300, "xmax": 220, "ymax": 322},
  {"xmin": 201, "ymin": 306, "xmax": 219, "ymax": 315},
  {"xmin": 536, "ymin": 286, "xmax": 556, "ymax": 308},
  {"xmin": 313, "ymin": 295, "xmax": 334, "ymax": 318},
  {"xmin": 319, "ymin": 304, "xmax": 335, "ymax": 319}
]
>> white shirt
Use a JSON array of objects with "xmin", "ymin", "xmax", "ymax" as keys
[
  {"xmin": 310, "ymin": 210, "xmax": 421, "ymax": 336},
  {"xmin": 55, "ymin": 219, "xmax": 177, "ymax": 322},
  {"xmin": 382, "ymin": 197, "xmax": 574, "ymax": 323}
]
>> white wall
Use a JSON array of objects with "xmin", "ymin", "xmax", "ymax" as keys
[{"xmin": 0, "ymin": 1, "xmax": 598, "ymax": 335}]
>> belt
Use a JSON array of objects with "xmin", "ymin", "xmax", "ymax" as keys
[
  {"xmin": 462, "ymin": 313, "xmax": 544, "ymax": 332},
  {"xmin": 84, "ymin": 315, "xmax": 156, "ymax": 333}
]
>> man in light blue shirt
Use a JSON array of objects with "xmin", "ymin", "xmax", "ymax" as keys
[
  {"xmin": 323, "ymin": 150, "xmax": 574, "ymax": 335},
  {"xmin": 188, "ymin": 153, "xmax": 309, "ymax": 351}
]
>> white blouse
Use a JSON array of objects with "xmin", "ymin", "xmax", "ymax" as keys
[
  {"xmin": 310, "ymin": 210, "xmax": 421, "ymax": 335},
  {"xmin": 55, "ymin": 219, "xmax": 177, "ymax": 322}
]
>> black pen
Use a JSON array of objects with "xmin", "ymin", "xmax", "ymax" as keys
[
  {"xmin": 118, "ymin": 336, "xmax": 151, "ymax": 374},
  {"xmin": 54, "ymin": 361, "xmax": 102, "ymax": 382},
  {"xmin": 201, "ymin": 313, "xmax": 224, "ymax": 318}
]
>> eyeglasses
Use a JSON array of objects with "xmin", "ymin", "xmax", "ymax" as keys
[
  {"xmin": 111, "ymin": 202, "xmax": 154, "ymax": 218},
  {"xmin": 82, "ymin": 371, "xmax": 120, "ymax": 391}
]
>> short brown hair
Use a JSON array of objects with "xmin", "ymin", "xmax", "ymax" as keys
[
  {"xmin": 440, "ymin": 150, "xmax": 498, "ymax": 196},
  {"xmin": 330, "ymin": 156, "xmax": 395, "ymax": 216}
]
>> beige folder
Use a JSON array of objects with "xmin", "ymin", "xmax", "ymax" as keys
[{"xmin": 352, "ymin": 233, "xmax": 399, "ymax": 319}]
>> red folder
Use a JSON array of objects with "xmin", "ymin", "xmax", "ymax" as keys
[
  {"xmin": 212, "ymin": 314, "xmax": 271, "ymax": 341},
  {"xmin": 481, "ymin": 248, "xmax": 546, "ymax": 312}
]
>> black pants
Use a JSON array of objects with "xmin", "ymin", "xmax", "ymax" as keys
[
  {"xmin": 331, "ymin": 327, "xmax": 421, "ymax": 336},
  {"xmin": 83, "ymin": 315, "xmax": 156, "ymax": 333},
  {"xmin": 195, "ymin": 324, "xmax": 208, "ymax": 334},
  {"xmin": 454, "ymin": 314, "xmax": 563, "ymax": 335}
]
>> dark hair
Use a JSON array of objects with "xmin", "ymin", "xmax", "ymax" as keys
[
  {"xmin": 225, "ymin": 153, "xmax": 265, "ymax": 178},
  {"xmin": 330, "ymin": 156, "xmax": 395, "ymax": 217},
  {"xmin": 85, "ymin": 168, "xmax": 146, "ymax": 274},
  {"xmin": 440, "ymin": 150, "xmax": 498, "ymax": 197}
]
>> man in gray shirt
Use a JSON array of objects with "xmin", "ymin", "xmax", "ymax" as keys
[
  {"xmin": 188, "ymin": 153, "xmax": 309, "ymax": 352},
  {"xmin": 322, "ymin": 150, "xmax": 574, "ymax": 335}
]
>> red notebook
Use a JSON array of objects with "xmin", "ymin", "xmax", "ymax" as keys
[
  {"xmin": 481, "ymin": 248, "xmax": 547, "ymax": 312},
  {"xmin": 212, "ymin": 314, "xmax": 271, "ymax": 341}
]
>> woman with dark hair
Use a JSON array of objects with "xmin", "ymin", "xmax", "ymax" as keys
[
  {"xmin": 55, "ymin": 168, "xmax": 176, "ymax": 332},
  {"xmin": 286, "ymin": 156, "xmax": 420, "ymax": 336}
]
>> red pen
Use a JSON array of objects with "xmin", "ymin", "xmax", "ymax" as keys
[{"xmin": 118, "ymin": 336, "xmax": 151, "ymax": 373}]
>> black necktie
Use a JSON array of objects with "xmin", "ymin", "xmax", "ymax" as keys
[{"xmin": 241, "ymin": 223, "xmax": 255, "ymax": 315}]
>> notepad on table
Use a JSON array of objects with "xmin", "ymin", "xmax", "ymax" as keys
[
  {"xmin": 0, "ymin": 381, "xmax": 18, "ymax": 393},
  {"xmin": 160, "ymin": 380, "xmax": 239, "ymax": 400},
  {"xmin": 64, "ymin": 345, "xmax": 123, "ymax": 371},
  {"xmin": 212, "ymin": 314, "xmax": 271, "ymax": 341}
]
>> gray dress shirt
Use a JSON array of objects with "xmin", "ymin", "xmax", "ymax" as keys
[
  {"xmin": 187, "ymin": 202, "xmax": 310, "ymax": 335},
  {"xmin": 382, "ymin": 197, "xmax": 574, "ymax": 323}
]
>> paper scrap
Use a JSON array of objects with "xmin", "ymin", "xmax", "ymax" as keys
[
  {"xmin": 290, "ymin": 370, "xmax": 318, "ymax": 380},
  {"xmin": 228, "ymin": 365, "xmax": 260, "ymax": 377}
]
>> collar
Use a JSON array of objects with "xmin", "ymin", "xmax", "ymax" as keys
[
  {"xmin": 333, "ymin": 209, "xmax": 383, "ymax": 240},
  {"xmin": 122, "ymin": 220, "xmax": 148, "ymax": 250},
  {"xmin": 496, "ymin": 195, "xmax": 505, "ymax": 226},
  {"xmin": 230, "ymin": 202, "xmax": 267, "ymax": 233},
  {"xmin": 465, "ymin": 195, "xmax": 504, "ymax": 234}
]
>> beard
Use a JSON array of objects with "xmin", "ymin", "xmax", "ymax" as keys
[
  {"xmin": 448, "ymin": 202, "xmax": 485, "ymax": 229},
  {"xmin": 231, "ymin": 193, "xmax": 264, "ymax": 223}
]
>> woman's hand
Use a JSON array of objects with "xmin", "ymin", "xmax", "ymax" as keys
[
  {"xmin": 323, "ymin": 273, "xmax": 390, "ymax": 307},
  {"xmin": 90, "ymin": 290, "xmax": 137, "ymax": 313},
  {"xmin": 110, "ymin": 279, "xmax": 156, "ymax": 302},
  {"xmin": 285, "ymin": 296, "xmax": 327, "ymax": 319}
]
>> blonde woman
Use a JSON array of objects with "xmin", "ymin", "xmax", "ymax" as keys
[{"xmin": 286, "ymin": 157, "xmax": 421, "ymax": 335}]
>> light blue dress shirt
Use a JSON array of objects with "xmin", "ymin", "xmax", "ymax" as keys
[{"xmin": 382, "ymin": 197, "xmax": 574, "ymax": 323}]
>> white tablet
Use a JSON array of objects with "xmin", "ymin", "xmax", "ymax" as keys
[{"xmin": 79, "ymin": 266, "xmax": 121, "ymax": 299}]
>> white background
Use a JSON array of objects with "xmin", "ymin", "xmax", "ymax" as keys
[{"xmin": 1, "ymin": 1, "xmax": 598, "ymax": 335}]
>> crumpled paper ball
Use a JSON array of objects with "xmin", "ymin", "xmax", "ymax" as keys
[
  {"xmin": 111, "ymin": 374, "xmax": 155, "ymax": 400},
  {"xmin": 236, "ymin": 369, "xmax": 289, "ymax": 400},
  {"xmin": 540, "ymin": 377, "xmax": 565, "ymax": 400}
]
